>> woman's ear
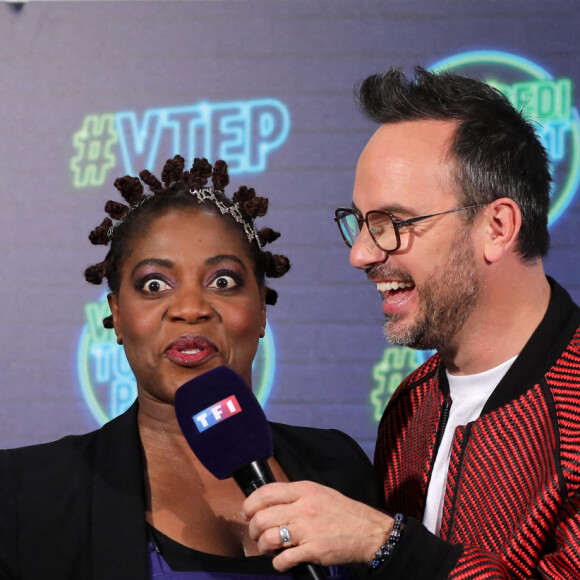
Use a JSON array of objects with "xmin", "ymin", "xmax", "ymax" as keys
[
  {"xmin": 107, "ymin": 293, "xmax": 123, "ymax": 345},
  {"xmin": 482, "ymin": 198, "xmax": 522, "ymax": 264},
  {"xmin": 260, "ymin": 287, "xmax": 267, "ymax": 338}
]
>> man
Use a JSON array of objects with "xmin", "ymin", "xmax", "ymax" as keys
[{"xmin": 243, "ymin": 67, "xmax": 580, "ymax": 578}]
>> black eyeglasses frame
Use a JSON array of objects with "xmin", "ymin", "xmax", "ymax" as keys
[{"xmin": 334, "ymin": 204, "xmax": 485, "ymax": 252}]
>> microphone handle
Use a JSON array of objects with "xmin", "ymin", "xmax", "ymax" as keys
[
  {"xmin": 233, "ymin": 460, "xmax": 276, "ymax": 495},
  {"xmin": 233, "ymin": 461, "xmax": 328, "ymax": 580},
  {"xmin": 293, "ymin": 563, "xmax": 328, "ymax": 580}
]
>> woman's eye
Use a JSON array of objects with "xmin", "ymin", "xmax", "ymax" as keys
[
  {"xmin": 209, "ymin": 275, "xmax": 239, "ymax": 290},
  {"xmin": 141, "ymin": 278, "xmax": 171, "ymax": 294}
]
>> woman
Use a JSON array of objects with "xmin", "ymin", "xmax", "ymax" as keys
[{"xmin": 0, "ymin": 156, "xmax": 379, "ymax": 579}]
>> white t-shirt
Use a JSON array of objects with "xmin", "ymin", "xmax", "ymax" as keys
[{"xmin": 422, "ymin": 356, "xmax": 517, "ymax": 535}]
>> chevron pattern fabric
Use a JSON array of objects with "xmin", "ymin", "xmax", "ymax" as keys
[{"xmin": 375, "ymin": 323, "xmax": 580, "ymax": 578}]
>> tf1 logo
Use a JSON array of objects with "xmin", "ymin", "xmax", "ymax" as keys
[{"xmin": 193, "ymin": 395, "xmax": 242, "ymax": 432}]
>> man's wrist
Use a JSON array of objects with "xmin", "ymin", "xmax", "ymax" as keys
[
  {"xmin": 370, "ymin": 513, "xmax": 406, "ymax": 568},
  {"xmin": 359, "ymin": 510, "xmax": 396, "ymax": 564}
]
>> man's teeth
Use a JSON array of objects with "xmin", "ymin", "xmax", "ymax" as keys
[
  {"xmin": 180, "ymin": 348, "xmax": 203, "ymax": 354},
  {"xmin": 376, "ymin": 281, "xmax": 414, "ymax": 292}
]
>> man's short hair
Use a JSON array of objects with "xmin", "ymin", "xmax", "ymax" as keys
[{"xmin": 356, "ymin": 66, "xmax": 551, "ymax": 260}]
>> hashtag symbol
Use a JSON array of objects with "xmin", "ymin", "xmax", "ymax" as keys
[
  {"xmin": 70, "ymin": 114, "xmax": 118, "ymax": 188},
  {"xmin": 370, "ymin": 347, "xmax": 428, "ymax": 421}
]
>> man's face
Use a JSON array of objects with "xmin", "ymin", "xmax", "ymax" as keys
[{"xmin": 350, "ymin": 120, "xmax": 482, "ymax": 351}]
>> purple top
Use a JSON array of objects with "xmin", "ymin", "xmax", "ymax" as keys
[{"xmin": 148, "ymin": 528, "xmax": 353, "ymax": 579}]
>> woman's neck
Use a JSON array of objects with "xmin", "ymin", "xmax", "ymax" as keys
[{"xmin": 137, "ymin": 393, "xmax": 267, "ymax": 557}]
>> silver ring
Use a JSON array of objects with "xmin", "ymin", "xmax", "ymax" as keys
[{"xmin": 279, "ymin": 524, "xmax": 292, "ymax": 547}]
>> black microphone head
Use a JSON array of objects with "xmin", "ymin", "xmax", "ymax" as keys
[{"xmin": 174, "ymin": 366, "xmax": 273, "ymax": 479}]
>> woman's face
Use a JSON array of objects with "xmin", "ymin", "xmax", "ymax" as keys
[{"xmin": 107, "ymin": 208, "xmax": 266, "ymax": 405}]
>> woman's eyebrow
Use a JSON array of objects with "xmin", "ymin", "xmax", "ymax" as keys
[
  {"xmin": 130, "ymin": 255, "xmax": 248, "ymax": 278},
  {"xmin": 130, "ymin": 258, "xmax": 173, "ymax": 277},
  {"xmin": 205, "ymin": 254, "xmax": 248, "ymax": 272}
]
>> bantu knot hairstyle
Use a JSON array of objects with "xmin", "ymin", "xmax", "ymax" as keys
[{"xmin": 85, "ymin": 156, "xmax": 290, "ymax": 328}]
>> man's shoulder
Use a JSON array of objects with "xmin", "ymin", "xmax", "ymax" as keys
[
  {"xmin": 397, "ymin": 351, "xmax": 441, "ymax": 392},
  {"xmin": 377, "ymin": 351, "xmax": 443, "ymax": 416}
]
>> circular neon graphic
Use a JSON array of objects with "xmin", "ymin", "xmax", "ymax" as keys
[
  {"xmin": 77, "ymin": 294, "xmax": 277, "ymax": 426},
  {"xmin": 431, "ymin": 50, "xmax": 580, "ymax": 226}
]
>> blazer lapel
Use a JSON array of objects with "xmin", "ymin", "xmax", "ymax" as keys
[{"xmin": 91, "ymin": 401, "xmax": 150, "ymax": 579}]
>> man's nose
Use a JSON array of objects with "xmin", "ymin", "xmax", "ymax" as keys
[{"xmin": 349, "ymin": 226, "xmax": 389, "ymax": 269}]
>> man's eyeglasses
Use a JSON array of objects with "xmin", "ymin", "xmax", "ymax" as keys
[{"xmin": 334, "ymin": 204, "xmax": 485, "ymax": 252}]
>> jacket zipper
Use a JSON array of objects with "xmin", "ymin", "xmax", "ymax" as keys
[
  {"xmin": 426, "ymin": 398, "xmax": 472, "ymax": 537},
  {"xmin": 446, "ymin": 423, "xmax": 472, "ymax": 535},
  {"xmin": 426, "ymin": 398, "xmax": 451, "ymax": 490}
]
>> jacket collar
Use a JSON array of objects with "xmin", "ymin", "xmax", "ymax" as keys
[
  {"xmin": 91, "ymin": 400, "xmax": 150, "ymax": 580},
  {"xmin": 437, "ymin": 276, "xmax": 580, "ymax": 415},
  {"xmin": 480, "ymin": 277, "xmax": 580, "ymax": 414},
  {"xmin": 87, "ymin": 407, "xmax": 336, "ymax": 578},
  {"xmin": 436, "ymin": 278, "xmax": 580, "ymax": 411},
  {"xmin": 270, "ymin": 423, "xmax": 328, "ymax": 485}
]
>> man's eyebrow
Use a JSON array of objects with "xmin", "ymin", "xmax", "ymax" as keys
[
  {"xmin": 385, "ymin": 204, "xmax": 418, "ymax": 218},
  {"xmin": 351, "ymin": 201, "xmax": 417, "ymax": 217}
]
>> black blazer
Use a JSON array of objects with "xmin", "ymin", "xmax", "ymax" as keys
[{"xmin": 0, "ymin": 402, "xmax": 379, "ymax": 579}]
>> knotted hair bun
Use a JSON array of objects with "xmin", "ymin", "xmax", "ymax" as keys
[{"xmin": 85, "ymin": 155, "xmax": 291, "ymax": 325}]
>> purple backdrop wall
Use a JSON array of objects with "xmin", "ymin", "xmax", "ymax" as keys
[{"xmin": 0, "ymin": 1, "xmax": 578, "ymax": 457}]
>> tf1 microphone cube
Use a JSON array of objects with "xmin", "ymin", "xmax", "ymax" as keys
[
  {"xmin": 192, "ymin": 394, "xmax": 242, "ymax": 432},
  {"xmin": 175, "ymin": 366, "xmax": 273, "ymax": 480}
]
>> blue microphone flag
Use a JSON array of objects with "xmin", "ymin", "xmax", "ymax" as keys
[{"xmin": 174, "ymin": 366, "xmax": 274, "ymax": 479}]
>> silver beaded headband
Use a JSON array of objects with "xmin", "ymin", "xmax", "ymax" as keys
[
  {"xmin": 192, "ymin": 187, "xmax": 261, "ymax": 247},
  {"xmin": 107, "ymin": 186, "xmax": 261, "ymax": 247}
]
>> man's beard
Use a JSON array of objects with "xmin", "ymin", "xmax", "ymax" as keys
[{"xmin": 380, "ymin": 227, "xmax": 481, "ymax": 350}]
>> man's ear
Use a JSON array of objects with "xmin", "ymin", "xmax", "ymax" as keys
[
  {"xmin": 482, "ymin": 198, "xmax": 522, "ymax": 264},
  {"xmin": 107, "ymin": 292, "xmax": 123, "ymax": 345}
]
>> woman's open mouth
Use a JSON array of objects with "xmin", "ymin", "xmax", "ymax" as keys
[{"xmin": 165, "ymin": 335, "xmax": 218, "ymax": 367}]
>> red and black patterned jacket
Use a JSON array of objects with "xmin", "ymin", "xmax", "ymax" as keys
[{"xmin": 373, "ymin": 279, "xmax": 580, "ymax": 579}]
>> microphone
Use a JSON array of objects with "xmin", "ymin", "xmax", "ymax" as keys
[{"xmin": 175, "ymin": 366, "xmax": 327, "ymax": 580}]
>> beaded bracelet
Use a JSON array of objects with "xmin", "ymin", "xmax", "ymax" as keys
[{"xmin": 370, "ymin": 513, "xmax": 406, "ymax": 568}]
